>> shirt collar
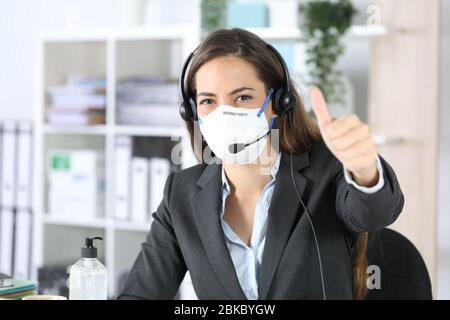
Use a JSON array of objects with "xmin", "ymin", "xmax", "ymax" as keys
[{"xmin": 221, "ymin": 152, "xmax": 282, "ymax": 194}]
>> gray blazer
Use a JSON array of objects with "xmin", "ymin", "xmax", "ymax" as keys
[{"xmin": 118, "ymin": 140, "xmax": 404, "ymax": 300}]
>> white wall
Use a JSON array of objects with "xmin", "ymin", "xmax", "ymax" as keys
[
  {"xmin": 0, "ymin": 0, "xmax": 196, "ymax": 120},
  {"xmin": 0, "ymin": 1, "xmax": 118, "ymax": 119},
  {"xmin": 437, "ymin": 0, "xmax": 450, "ymax": 300}
]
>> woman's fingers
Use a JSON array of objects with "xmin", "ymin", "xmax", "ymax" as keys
[{"xmin": 310, "ymin": 87, "xmax": 379, "ymax": 184}]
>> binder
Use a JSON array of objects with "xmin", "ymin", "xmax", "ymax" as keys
[
  {"xmin": 131, "ymin": 158, "xmax": 149, "ymax": 223},
  {"xmin": 15, "ymin": 122, "xmax": 33, "ymax": 210},
  {"xmin": 48, "ymin": 149, "xmax": 98, "ymax": 219},
  {"xmin": 0, "ymin": 122, "xmax": 17, "ymax": 275},
  {"xmin": 114, "ymin": 136, "xmax": 132, "ymax": 220},
  {"xmin": 13, "ymin": 209, "xmax": 32, "ymax": 280},
  {"xmin": 13, "ymin": 122, "xmax": 33, "ymax": 279},
  {"xmin": 148, "ymin": 158, "xmax": 171, "ymax": 218},
  {"xmin": 0, "ymin": 208, "xmax": 14, "ymax": 276}
]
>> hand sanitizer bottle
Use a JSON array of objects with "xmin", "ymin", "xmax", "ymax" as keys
[{"xmin": 69, "ymin": 236, "xmax": 107, "ymax": 300}]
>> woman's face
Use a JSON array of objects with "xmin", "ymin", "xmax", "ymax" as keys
[{"xmin": 195, "ymin": 56, "xmax": 275, "ymax": 120}]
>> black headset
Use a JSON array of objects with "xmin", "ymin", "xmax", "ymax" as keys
[{"xmin": 179, "ymin": 42, "xmax": 297, "ymax": 121}]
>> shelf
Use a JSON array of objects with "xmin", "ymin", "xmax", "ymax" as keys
[
  {"xmin": 114, "ymin": 124, "xmax": 186, "ymax": 137},
  {"xmin": 35, "ymin": 24, "xmax": 199, "ymax": 298},
  {"xmin": 42, "ymin": 124, "xmax": 188, "ymax": 138},
  {"xmin": 42, "ymin": 214, "xmax": 108, "ymax": 229},
  {"xmin": 38, "ymin": 24, "xmax": 387, "ymax": 44},
  {"xmin": 349, "ymin": 25, "xmax": 388, "ymax": 37},
  {"xmin": 43, "ymin": 124, "xmax": 109, "ymax": 135},
  {"xmin": 38, "ymin": 25, "xmax": 197, "ymax": 43},
  {"xmin": 42, "ymin": 214, "xmax": 152, "ymax": 233},
  {"xmin": 247, "ymin": 24, "xmax": 388, "ymax": 41},
  {"xmin": 113, "ymin": 220, "xmax": 152, "ymax": 232}
]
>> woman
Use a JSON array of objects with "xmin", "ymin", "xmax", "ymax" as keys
[{"xmin": 118, "ymin": 28, "xmax": 404, "ymax": 300}]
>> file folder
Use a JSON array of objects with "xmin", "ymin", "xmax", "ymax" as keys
[
  {"xmin": 114, "ymin": 136, "xmax": 132, "ymax": 220},
  {"xmin": 131, "ymin": 157, "xmax": 149, "ymax": 223},
  {"xmin": 13, "ymin": 122, "xmax": 33, "ymax": 279},
  {"xmin": 0, "ymin": 122, "xmax": 17, "ymax": 275}
]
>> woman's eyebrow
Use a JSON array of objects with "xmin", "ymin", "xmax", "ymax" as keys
[
  {"xmin": 197, "ymin": 86, "xmax": 255, "ymax": 98},
  {"xmin": 229, "ymin": 87, "xmax": 255, "ymax": 96},
  {"xmin": 197, "ymin": 91, "xmax": 216, "ymax": 97}
]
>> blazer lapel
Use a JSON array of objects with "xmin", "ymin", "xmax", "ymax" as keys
[
  {"xmin": 258, "ymin": 151, "xmax": 310, "ymax": 300},
  {"xmin": 191, "ymin": 163, "xmax": 247, "ymax": 300}
]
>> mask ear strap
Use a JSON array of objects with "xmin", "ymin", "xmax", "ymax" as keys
[{"xmin": 257, "ymin": 88, "xmax": 274, "ymax": 117}]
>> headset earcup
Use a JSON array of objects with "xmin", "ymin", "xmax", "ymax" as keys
[
  {"xmin": 179, "ymin": 101, "xmax": 192, "ymax": 121},
  {"xmin": 274, "ymin": 88, "xmax": 296, "ymax": 116},
  {"xmin": 273, "ymin": 88, "xmax": 284, "ymax": 116},
  {"xmin": 281, "ymin": 91, "xmax": 296, "ymax": 115},
  {"xmin": 189, "ymin": 97, "xmax": 198, "ymax": 121}
]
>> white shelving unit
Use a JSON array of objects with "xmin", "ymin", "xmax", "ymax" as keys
[
  {"xmin": 31, "ymin": 14, "xmax": 388, "ymax": 298},
  {"xmin": 247, "ymin": 24, "xmax": 388, "ymax": 40},
  {"xmin": 32, "ymin": 26, "xmax": 200, "ymax": 298}
]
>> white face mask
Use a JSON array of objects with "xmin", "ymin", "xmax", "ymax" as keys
[{"xmin": 198, "ymin": 88, "xmax": 275, "ymax": 164}]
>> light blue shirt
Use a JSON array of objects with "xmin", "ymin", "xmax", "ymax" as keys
[{"xmin": 219, "ymin": 152, "xmax": 385, "ymax": 300}]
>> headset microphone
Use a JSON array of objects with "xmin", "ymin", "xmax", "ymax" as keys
[
  {"xmin": 228, "ymin": 130, "xmax": 271, "ymax": 154},
  {"xmin": 229, "ymin": 116, "xmax": 275, "ymax": 154}
]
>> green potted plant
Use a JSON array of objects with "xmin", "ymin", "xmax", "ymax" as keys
[
  {"xmin": 201, "ymin": 0, "xmax": 228, "ymax": 35},
  {"xmin": 299, "ymin": 0, "xmax": 357, "ymax": 106}
]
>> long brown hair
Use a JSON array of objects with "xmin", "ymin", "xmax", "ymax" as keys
[{"xmin": 183, "ymin": 28, "xmax": 368, "ymax": 299}]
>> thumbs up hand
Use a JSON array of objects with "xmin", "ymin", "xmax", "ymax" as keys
[{"xmin": 311, "ymin": 87, "xmax": 379, "ymax": 187}]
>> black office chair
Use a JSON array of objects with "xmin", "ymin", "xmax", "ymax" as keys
[{"xmin": 364, "ymin": 228, "xmax": 433, "ymax": 300}]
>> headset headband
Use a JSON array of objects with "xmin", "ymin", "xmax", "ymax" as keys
[
  {"xmin": 179, "ymin": 44, "xmax": 200, "ymax": 100},
  {"xmin": 179, "ymin": 42, "xmax": 291, "ymax": 102},
  {"xmin": 265, "ymin": 43, "xmax": 291, "ymax": 92}
]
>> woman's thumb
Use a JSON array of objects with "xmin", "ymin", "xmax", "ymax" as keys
[{"xmin": 311, "ymin": 87, "xmax": 332, "ymax": 126}]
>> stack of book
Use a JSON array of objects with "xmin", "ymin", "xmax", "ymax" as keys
[
  {"xmin": 0, "ymin": 273, "xmax": 38, "ymax": 300},
  {"xmin": 116, "ymin": 76, "xmax": 182, "ymax": 127},
  {"xmin": 46, "ymin": 76, "xmax": 106, "ymax": 126}
]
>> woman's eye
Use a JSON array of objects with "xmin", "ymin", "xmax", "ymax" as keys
[
  {"xmin": 237, "ymin": 95, "xmax": 252, "ymax": 102},
  {"xmin": 200, "ymin": 98, "xmax": 215, "ymax": 105}
]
